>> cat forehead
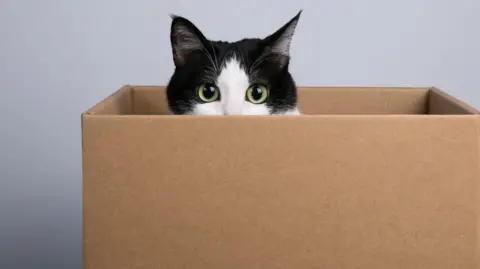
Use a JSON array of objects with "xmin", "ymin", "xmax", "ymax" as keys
[
  {"xmin": 211, "ymin": 38, "xmax": 263, "ymax": 56},
  {"xmin": 213, "ymin": 38, "xmax": 262, "ymax": 47}
]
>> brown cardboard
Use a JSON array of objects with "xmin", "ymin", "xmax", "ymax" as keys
[{"xmin": 82, "ymin": 86, "xmax": 480, "ymax": 269}]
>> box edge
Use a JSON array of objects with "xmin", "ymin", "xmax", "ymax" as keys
[
  {"xmin": 82, "ymin": 84, "xmax": 134, "ymax": 115},
  {"xmin": 475, "ymin": 116, "xmax": 480, "ymax": 269},
  {"xmin": 80, "ymin": 112, "xmax": 88, "ymax": 268},
  {"xmin": 429, "ymin": 87, "xmax": 479, "ymax": 114}
]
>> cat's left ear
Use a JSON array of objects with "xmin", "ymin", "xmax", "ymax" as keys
[
  {"xmin": 169, "ymin": 14, "xmax": 209, "ymax": 67},
  {"xmin": 262, "ymin": 10, "xmax": 302, "ymax": 67}
]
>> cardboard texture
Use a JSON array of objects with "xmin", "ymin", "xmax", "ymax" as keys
[{"xmin": 82, "ymin": 86, "xmax": 480, "ymax": 269}]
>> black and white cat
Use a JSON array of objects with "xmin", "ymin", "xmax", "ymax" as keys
[{"xmin": 166, "ymin": 11, "xmax": 302, "ymax": 116}]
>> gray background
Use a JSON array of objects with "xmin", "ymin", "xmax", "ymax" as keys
[{"xmin": 1, "ymin": 0, "xmax": 479, "ymax": 268}]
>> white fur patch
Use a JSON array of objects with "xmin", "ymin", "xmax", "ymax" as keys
[
  {"xmin": 193, "ymin": 56, "xmax": 271, "ymax": 115},
  {"xmin": 281, "ymin": 107, "xmax": 301, "ymax": 115}
]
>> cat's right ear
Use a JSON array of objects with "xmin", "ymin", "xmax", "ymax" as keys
[
  {"xmin": 260, "ymin": 10, "xmax": 302, "ymax": 69},
  {"xmin": 169, "ymin": 14, "xmax": 208, "ymax": 67}
]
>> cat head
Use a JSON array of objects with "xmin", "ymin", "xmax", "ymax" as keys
[{"xmin": 166, "ymin": 11, "xmax": 302, "ymax": 115}]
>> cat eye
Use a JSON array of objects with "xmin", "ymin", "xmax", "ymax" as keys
[
  {"xmin": 246, "ymin": 85, "xmax": 269, "ymax": 104},
  {"xmin": 197, "ymin": 83, "xmax": 220, "ymax": 102}
]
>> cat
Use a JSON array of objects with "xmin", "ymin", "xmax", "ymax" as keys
[{"xmin": 165, "ymin": 11, "xmax": 302, "ymax": 116}]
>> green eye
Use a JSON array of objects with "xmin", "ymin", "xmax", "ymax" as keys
[
  {"xmin": 246, "ymin": 84, "xmax": 269, "ymax": 104},
  {"xmin": 197, "ymin": 83, "xmax": 220, "ymax": 102}
]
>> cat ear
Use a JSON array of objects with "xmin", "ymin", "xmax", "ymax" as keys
[
  {"xmin": 262, "ymin": 10, "xmax": 302, "ymax": 67},
  {"xmin": 169, "ymin": 14, "xmax": 208, "ymax": 67}
]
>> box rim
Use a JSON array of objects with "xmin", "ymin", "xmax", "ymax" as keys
[
  {"xmin": 429, "ymin": 87, "xmax": 479, "ymax": 114},
  {"xmin": 81, "ymin": 113, "xmax": 480, "ymax": 120},
  {"xmin": 83, "ymin": 84, "xmax": 133, "ymax": 115},
  {"xmin": 81, "ymin": 85, "xmax": 479, "ymax": 116}
]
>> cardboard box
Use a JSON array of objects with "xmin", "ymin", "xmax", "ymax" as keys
[{"xmin": 82, "ymin": 86, "xmax": 480, "ymax": 269}]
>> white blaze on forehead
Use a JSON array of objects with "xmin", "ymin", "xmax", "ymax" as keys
[
  {"xmin": 216, "ymin": 56, "xmax": 250, "ymax": 115},
  {"xmin": 215, "ymin": 55, "xmax": 270, "ymax": 115}
]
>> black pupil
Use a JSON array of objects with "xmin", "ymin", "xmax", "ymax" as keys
[
  {"xmin": 203, "ymin": 85, "xmax": 216, "ymax": 99},
  {"xmin": 251, "ymin": 86, "xmax": 263, "ymax": 100}
]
